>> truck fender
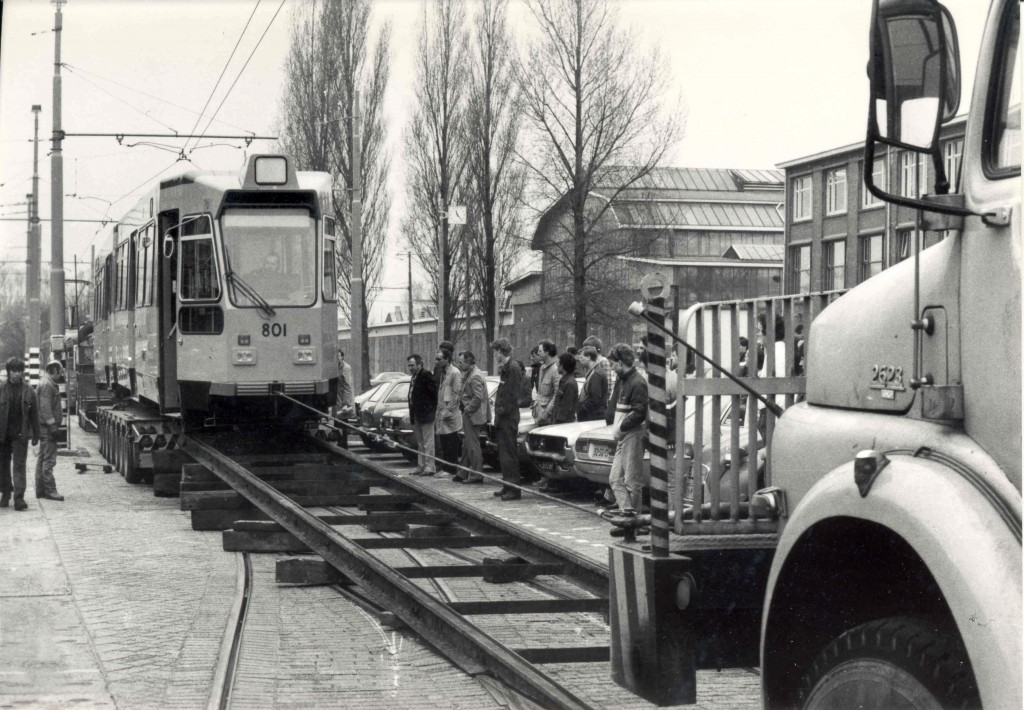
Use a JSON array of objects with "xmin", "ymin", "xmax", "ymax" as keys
[{"xmin": 762, "ymin": 453, "xmax": 1021, "ymax": 710}]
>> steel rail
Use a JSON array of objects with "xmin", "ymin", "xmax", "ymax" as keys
[
  {"xmin": 309, "ymin": 433, "xmax": 609, "ymax": 598},
  {"xmin": 180, "ymin": 434, "xmax": 597, "ymax": 710}
]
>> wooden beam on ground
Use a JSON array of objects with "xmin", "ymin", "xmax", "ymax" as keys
[
  {"xmin": 275, "ymin": 558, "xmax": 351, "ymax": 585},
  {"xmin": 151, "ymin": 449, "xmax": 195, "ymax": 475},
  {"xmin": 152, "ymin": 472, "xmax": 181, "ymax": 497},
  {"xmin": 448, "ymin": 599, "xmax": 608, "ymax": 615},
  {"xmin": 393, "ymin": 563, "xmax": 567, "ymax": 580},
  {"xmin": 353, "ymin": 535, "xmax": 512, "ymax": 550},
  {"xmin": 514, "ymin": 647, "xmax": 610, "ymax": 664},
  {"xmin": 223, "ymin": 530, "xmax": 308, "ymax": 553}
]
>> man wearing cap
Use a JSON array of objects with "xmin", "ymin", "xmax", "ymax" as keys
[
  {"xmin": 0, "ymin": 358, "xmax": 40, "ymax": 510},
  {"xmin": 36, "ymin": 360, "xmax": 65, "ymax": 501}
]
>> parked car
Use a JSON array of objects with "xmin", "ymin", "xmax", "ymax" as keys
[
  {"xmin": 370, "ymin": 371, "xmax": 406, "ymax": 386},
  {"xmin": 379, "ymin": 376, "xmax": 500, "ymax": 465},
  {"xmin": 524, "ymin": 420, "xmax": 607, "ymax": 482},
  {"xmin": 356, "ymin": 377, "xmax": 411, "ymax": 450},
  {"xmin": 573, "ymin": 399, "xmax": 759, "ymax": 506}
]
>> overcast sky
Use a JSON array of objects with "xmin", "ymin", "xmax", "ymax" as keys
[{"xmin": 0, "ymin": 0, "xmax": 987, "ymax": 305}]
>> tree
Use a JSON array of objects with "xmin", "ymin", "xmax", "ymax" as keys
[
  {"xmin": 464, "ymin": 0, "xmax": 527, "ymax": 371},
  {"xmin": 278, "ymin": 0, "xmax": 392, "ymax": 389},
  {"xmin": 403, "ymin": 0, "xmax": 471, "ymax": 344},
  {"xmin": 518, "ymin": 0, "xmax": 683, "ymax": 344}
]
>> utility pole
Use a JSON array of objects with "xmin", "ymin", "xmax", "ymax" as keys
[
  {"xmin": 50, "ymin": 0, "xmax": 66, "ymax": 352},
  {"xmin": 28, "ymin": 105, "xmax": 42, "ymax": 350},
  {"xmin": 406, "ymin": 252, "xmax": 414, "ymax": 354},
  {"xmin": 350, "ymin": 91, "xmax": 365, "ymax": 390}
]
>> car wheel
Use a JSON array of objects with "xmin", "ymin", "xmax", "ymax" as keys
[{"xmin": 798, "ymin": 616, "xmax": 978, "ymax": 710}]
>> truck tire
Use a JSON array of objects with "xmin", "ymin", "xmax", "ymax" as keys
[{"xmin": 799, "ymin": 616, "xmax": 979, "ymax": 710}]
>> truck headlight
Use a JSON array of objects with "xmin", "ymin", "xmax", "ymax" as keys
[{"xmin": 232, "ymin": 348, "xmax": 256, "ymax": 365}]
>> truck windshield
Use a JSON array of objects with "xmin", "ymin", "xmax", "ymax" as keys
[{"xmin": 221, "ymin": 208, "xmax": 316, "ymax": 307}]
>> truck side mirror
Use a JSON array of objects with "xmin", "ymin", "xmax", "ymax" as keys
[
  {"xmin": 163, "ymin": 232, "xmax": 175, "ymax": 259},
  {"xmin": 864, "ymin": 0, "xmax": 973, "ymax": 215},
  {"xmin": 868, "ymin": 0, "xmax": 960, "ymax": 150}
]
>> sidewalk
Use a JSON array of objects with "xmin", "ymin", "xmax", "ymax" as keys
[{"xmin": 0, "ymin": 425, "xmax": 237, "ymax": 710}]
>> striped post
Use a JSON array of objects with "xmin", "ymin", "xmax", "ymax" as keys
[
  {"xmin": 25, "ymin": 347, "xmax": 40, "ymax": 388},
  {"xmin": 645, "ymin": 297, "xmax": 671, "ymax": 557}
]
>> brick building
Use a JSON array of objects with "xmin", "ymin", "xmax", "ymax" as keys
[{"xmin": 779, "ymin": 116, "xmax": 967, "ymax": 294}]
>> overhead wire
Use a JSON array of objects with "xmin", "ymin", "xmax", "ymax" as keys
[
  {"xmin": 61, "ymin": 63, "xmax": 256, "ymax": 136},
  {"xmin": 184, "ymin": 0, "xmax": 262, "ymax": 155},
  {"xmin": 63, "ymin": 65, "xmax": 180, "ymax": 133},
  {"xmin": 190, "ymin": 0, "xmax": 286, "ymax": 155}
]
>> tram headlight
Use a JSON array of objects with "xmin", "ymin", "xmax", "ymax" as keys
[
  {"xmin": 293, "ymin": 347, "xmax": 317, "ymax": 364},
  {"xmin": 232, "ymin": 348, "xmax": 257, "ymax": 365}
]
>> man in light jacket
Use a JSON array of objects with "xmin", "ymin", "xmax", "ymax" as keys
[
  {"xmin": 605, "ymin": 344, "xmax": 649, "ymax": 529},
  {"xmin": 435, "ymin": 348, "xmax": 463, "ymax": 475},
  {"xmin": 35, "ymin": 360, "xmax": 65, "ymax": 501},
  {"xmin": 454, "ymin": 350, "xmax": 488, "ymax": 483}
]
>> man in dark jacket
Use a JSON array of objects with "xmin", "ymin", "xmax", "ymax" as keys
[
  {"xmin": 0, "ymin": 358, "xmax": 40, "ymax": 510},
  {"xmin": 605, "ymin": 344, "xmax": 648, "ymax": 524},
  {"xmin": 490, "ymin": 338, "xmax": 522, "ymax": 501},
  {"xmin": 35, "ymin": 360, "xmax": 65, "ymax": 501},
  {"xmin": 550, "ymin": 353, "xmax": 579, "ymax": 425},
  {"xmin": 576, "ymin": 346, "xmax": 608, "ymax": 421},
  {"xmin": 406, "ymin": 354, "xmax": 438, "ymax": 476}
]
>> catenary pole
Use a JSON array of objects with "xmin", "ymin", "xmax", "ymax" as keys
[
  {"xmin": 350, "ymin": 91, "xmax": 365, "ymax": 390},
  {"xmin": 50, "ymin": 0, "xmax": 66, "ymax": 350},
  {"xmin": 29, "ymin": 106, "xmax": 42, "ymax": 350}
]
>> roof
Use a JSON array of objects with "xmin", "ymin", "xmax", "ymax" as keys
[
  {"xmin": 617, "ymin": 254, "xmax": 783, "ymax": 269},
  {"xmin": 723, "ymin": 244, "xmax": 785, "ymax": 260},
  {"xmin": 611, "ymin": 201, "xmax": 783, "ymax": 230},
  {"xmin": 532, "ymin": 166, "xmax": 785, "ymax": 249}
]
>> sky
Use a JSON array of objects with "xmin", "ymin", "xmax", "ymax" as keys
[{"xmin": 0, "ymin": 0, "xmax": 988, "ymax": 312}]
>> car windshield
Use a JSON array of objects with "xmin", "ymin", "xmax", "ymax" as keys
[
  {"xmin": 385, "ymin": 382, "xmax": 410, "ymax": 403},
  {"xmin": 221, "ymin": 208, "xmax": 316, "ymax": 307}
]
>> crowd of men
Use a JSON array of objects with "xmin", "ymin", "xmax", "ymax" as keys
[
  {"xmin": 337, "ymin": 335, "xmax": 671, "ymax": 537},
  {"xmin": 0, "ymin": 358, "xmax": 66, "ymax": 511}
]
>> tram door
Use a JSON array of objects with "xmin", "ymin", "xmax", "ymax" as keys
[{"xmin": 157, "ymin": 210, "xmax": 180, "ymax": 412}]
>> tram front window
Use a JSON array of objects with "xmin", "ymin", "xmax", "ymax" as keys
[{"xmin": 222, "ymin": 208, "xmax": 317, "ymax": 307}]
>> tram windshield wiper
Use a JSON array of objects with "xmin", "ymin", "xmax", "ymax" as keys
[{"xmin": 226, "ymin": 269, "xmax": 276, "ymax": 317}]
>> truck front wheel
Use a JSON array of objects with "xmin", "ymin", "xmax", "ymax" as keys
[{"xmin": 798, "ymin": 616, "xmax": 979, "ymax": 710}]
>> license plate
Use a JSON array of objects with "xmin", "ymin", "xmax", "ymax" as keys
[{"xmin": 590, "ymin": 444, "xmax": 613, "ymax": 461}]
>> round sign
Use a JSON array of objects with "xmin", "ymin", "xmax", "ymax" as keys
[{"xmin": 640, "ymin": 271, "xmax": 669, "ymax": 299}]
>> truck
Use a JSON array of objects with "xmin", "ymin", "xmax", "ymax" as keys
[{"xmin": 608, "ymin": 0, "xmax": 1021, "ymax": 708}]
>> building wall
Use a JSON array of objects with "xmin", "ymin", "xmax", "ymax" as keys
[{"xmin": 782, "ymin": 120, "xmax": 966, "ymax": 294}]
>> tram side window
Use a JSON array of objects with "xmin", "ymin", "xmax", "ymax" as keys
[
  {"xmin": 115, "ymin": 240, "xmax": 129, "ymax": 311},
  {"xmin": 133, "ymin": 230, "xmax": 147, "ymax": 308},
  {"xmin": 94, "ymin": 264, "xmax": 106, "ymax": 320},
  {"xmin": 143, "ymin": 224, "xmax": 155, "ymax": 306},
  {"xmin": 103, "ymin": 254, "xmax": 113, "ymax": 318},
  {"xmin": 323, "ymin": 216, "xmax": 337, "ymax": 301},
  {"xmin": 179, "ymin": 215, "xmax": 220, "ymax": 301},
  {"xmin": 991, "ymin": 3, "xmax": 1020, "ymax": 172}
]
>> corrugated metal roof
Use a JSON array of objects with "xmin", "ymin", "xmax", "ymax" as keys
[
  {"xmin": 723, "ymin": 244, "xmax": 785, "ymax": 261},
  {"xmin": 596, "ymin": 166, "xmax": 783, "ymax": 193},
  {"xmin": 612, "ymin": 201, "xmax": 783, "ymax": 229},
  {"xmin": 617, "ymin": 255, "xmax": 783, "ymax": 267}
]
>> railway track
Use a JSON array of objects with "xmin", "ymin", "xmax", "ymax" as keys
[{"xmin": 177, "ymin": 424, "xmax": 616, "ymax": 710}]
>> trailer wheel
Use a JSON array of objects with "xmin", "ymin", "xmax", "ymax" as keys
[
  {"xmin": 123, "ymin": 442, "xmax": 142, "ymax": 484},
  {"xmin": 799, "ymin": 616, "xmax": 979, "ymax": 710}
]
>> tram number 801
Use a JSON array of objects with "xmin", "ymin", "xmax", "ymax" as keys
[{"xmin": 262, "ymin": 323, "xmax": 288, "ymax": 337}]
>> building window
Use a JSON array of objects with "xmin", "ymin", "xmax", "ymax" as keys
[
  {"xmin": 823, "ymin": 240, "xmax": 846, "ymax": 290},
  {"xmin": 791, "ymin": 244, "xmax": 811, "ymax": 293},
  {"xmin": 901, "ymin": 151, "xmax": 929, "ymax": 198},
  {"xmin": 792, "ymin": 175, "xmax": 812, "ymax": 221},
  {"xmin": 863, "ymin": 156, "xmax": 886, "ymax": 208},
  {"xmin": 895, "ymin": 229, "xmax": 914, "ymax": 263},
  {"xmin": 943, "ymin": 139, "xmax": 964, "ymax": 191},
  {"xmin": 825, "ymin": 167, "xmax": 847, "ymax": 215},
  {"xmin": 860, "ymin": 234, "xmax": 884, "ymax": 281}
]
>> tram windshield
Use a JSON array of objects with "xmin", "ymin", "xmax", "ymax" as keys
[{"xmin": 221, "ymin": 207, "xmax": 317, "ymax": 307}]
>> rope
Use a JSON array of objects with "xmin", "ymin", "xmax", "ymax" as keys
[{"xmin": 275, "ymin": 393, "xmax": 610, "ymax": 521}]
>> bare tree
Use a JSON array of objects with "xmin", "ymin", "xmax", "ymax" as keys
[
  {"xmin": 518, "ymin": 0, "xmax": 683, "ymax": 344},
  {"xmin": 278, "ymin": 0, "xmax": 392, "ymax": 389},
  {"xmin": 464, "ymin": 0, "xmax": 527, "ymax": 371},
  {"xmin": 403, "ymin": 0, "xmax": 471, "ymax": 344}
]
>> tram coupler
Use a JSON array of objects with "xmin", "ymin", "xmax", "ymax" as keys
[{"xmin": 609, "ymin": 547, "xmax": 695, "ymax": 706}]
